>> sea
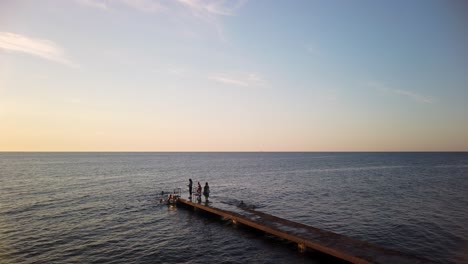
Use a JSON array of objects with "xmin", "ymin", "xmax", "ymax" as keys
[{"xmin": 0, "ymin": 152, "xmax": 467, "ymax": 264}]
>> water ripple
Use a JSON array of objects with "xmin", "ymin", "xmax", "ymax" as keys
[{"xmin": 1, "ymin": 152, "xmax": 467, "ymax": 263}]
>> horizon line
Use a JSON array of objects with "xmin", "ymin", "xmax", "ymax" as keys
[{"xmin": 1, "ymin": 150, "xmax": 467, "ymax": 153}]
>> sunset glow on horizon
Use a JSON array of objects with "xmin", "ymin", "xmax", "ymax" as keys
[{"xmin": 1, "ymin": 1, "xmax": 467, "ymax": 151}]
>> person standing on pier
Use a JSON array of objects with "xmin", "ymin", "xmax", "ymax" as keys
[
  {"xmin": 203, "ymin": 182, "xmax": 210, "ymax": 202},
  {"xmin": 188, "ymin": 178, "xmax": 193, "ymax": 199},
  {"xmin": 196, "ymin": 182, "xmax": 202, "ymax": 202}
]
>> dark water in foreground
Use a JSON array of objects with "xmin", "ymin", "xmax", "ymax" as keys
[{"xmin": 0, "ymin": 152, "xmax": 467, "ymax": 263}]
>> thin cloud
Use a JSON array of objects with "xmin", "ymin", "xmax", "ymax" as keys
[
  {"xmin": 367, "ymin": 81, "xmax": 434, "ymax": 104},
  {"xmin": 175, "ymin": 0, "xmax": 247, "ymax": 40},
  {"xmin": 75, "ymin": 0, "xmax": 164, "ymax": 13},
  {"xmin": 75, "ymin": 0, "xmax": 246, "ymax": 16},
  {"xmin": 74, "ymin": 0, "xmax": 108, "ymax": 10},
  {"xmin": 246, "ymin": 73, "xmax": 267, "ymax": 86},
  {"xmin": 0, "ymin": 32, "xmax": 77, "ymax": 67},
  {"xmin": 119, "ymin": 0, "xmax": 165, "ymax": 13},
  {"xmin": 74, "ymin": 0, "xmax": 248, "ymax": 40},
  {"xmin": 210, "ymin": 76, "xmax": 248, "ymax": 87},
  {"xmin": 209, "ymin": 73, "xmax": 267, "ymax": 87},
  {"xmin": 176, "ymin": 0, "xmax": 247, "ymax": 16}
]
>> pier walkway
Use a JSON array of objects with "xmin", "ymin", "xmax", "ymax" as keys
[{"xmin": 177, "ymin": 198, "xmax": 430, "ymax": 264}]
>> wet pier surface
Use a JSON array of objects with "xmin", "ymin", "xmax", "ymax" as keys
[{"xmin": 177, "ymin": 198, "xmax": 432, "ymax": 264}]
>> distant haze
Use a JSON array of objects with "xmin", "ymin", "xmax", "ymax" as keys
[{"xmin": 1, "ymin": 1, "xmax": 467, "ymax": 151}]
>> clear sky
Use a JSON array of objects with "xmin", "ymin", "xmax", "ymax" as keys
[{"xmin": 1, "ymin": 0, "xmax": 467, "ymax": 151}]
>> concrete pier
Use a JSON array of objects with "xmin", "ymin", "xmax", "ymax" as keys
[{"xmin": 177, "ymin": 198, "xmax": 431, "ymax": 264}]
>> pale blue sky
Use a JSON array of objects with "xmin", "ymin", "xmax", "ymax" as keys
[{"xmin": 1, "ymin": 0, "xmax": 467, "ymax": 151}]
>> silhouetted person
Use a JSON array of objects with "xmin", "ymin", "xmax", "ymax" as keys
[
  {"xmin": 188, "ymin": 178, "xmax": 193, "ymax": 198},
  {"xmin": 196, "ymin": 182, "xmax": 202, "ymax": 202},
  {"xmin": 203, "ymin": 182, "xmax": 210, "ymax": 202}
]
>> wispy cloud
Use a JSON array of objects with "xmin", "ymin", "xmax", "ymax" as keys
[
  {"xmin": 74, "ymin": 0, "xmax": 247, "ymax": 40},
  {"xmin": 246, "ymin": 73, "xmax": 267, "ymax": 86},
  {"xmin": 74, "ymin": 0, "xmax": 108, "ymax": 10},
  {"xmin": 176, "ymin": 0, "xmax": 247, "ymax": 40},
  {"xmin": 209, "ymin": 76, "xmax": 248, "ymax": 87},
  {"xmin": 75, "ymin": 0, "xmax": 163, "ymax": 12},
  {"xmin": 0, "ymin": 32, "xmax": 77, "ymax": 67},
  {"xmin": 209, "ymin": 73, "xmax": 267, "ymax": 87},
  {"xmin": 75, "ymin": 0, "xmax": 246, "ymax": 16},
  {"xmin": 367, "ymin": 81, "xmax": 434, "ymax": 104},
  {"xmin": 152, "ymin": 65, "xmax": 266, "ymax": 87},
  {"xmin": 119, "ymin": 0, "xmax": 165, "ymax": 13},
  {"xmin": 176, "ymin": 0, "xmax": 247, "ymax": 16}
]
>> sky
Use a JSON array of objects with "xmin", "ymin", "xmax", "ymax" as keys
[{"xmin": 0, "ymin": 0, "xmax": 467, "ymax": 151}]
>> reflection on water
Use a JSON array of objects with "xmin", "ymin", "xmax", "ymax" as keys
[{"xmin": 0, "ymin": 152, "xmax": 467, "ymax": 263}]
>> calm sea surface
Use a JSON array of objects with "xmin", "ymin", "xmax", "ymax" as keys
[{"xmin": 0, "ymin": 152, "xmax": 467, "ymax": 263}]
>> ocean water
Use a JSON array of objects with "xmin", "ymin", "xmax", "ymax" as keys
[{"xmin": 0, "ymin": 152, "xmax": 467, "ymax": 263}]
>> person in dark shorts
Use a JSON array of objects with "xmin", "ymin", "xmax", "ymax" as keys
[
  {"xmin": 188, "ymin": 178, "xmax": 193, "ymax": 198},
  {"xmin": 196, "ymin": 182, "xmax": 202, "ymax": 202},
  {"xmin": 203, "ymin": 182, "xmax": 210, "ymax": 202}
]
